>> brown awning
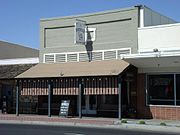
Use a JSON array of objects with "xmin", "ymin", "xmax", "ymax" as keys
[{"xmin": 16, "ymin": 60, "xmax": 129, "ymax": 78}]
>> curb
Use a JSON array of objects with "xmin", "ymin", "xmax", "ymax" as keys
[{"xmin": 0, "ymin": 119, "xmax": 180, "ymax": 134}]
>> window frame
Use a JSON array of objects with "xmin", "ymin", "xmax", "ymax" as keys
[
  {"xmin": 146, "ymin": 73, "xmax": 180, "ymax": 106},
  {"xmin": 176, "ymin": 74, "xmax": 180, "ymax": 105}
]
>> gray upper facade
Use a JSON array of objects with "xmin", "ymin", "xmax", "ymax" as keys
[{"xmin": 40, "ymin": 5, "xmax": 176, "ymax": 63}]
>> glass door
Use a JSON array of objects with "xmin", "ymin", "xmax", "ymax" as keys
[{"xmin": 82, "ymin": 95, "xmax": 97, "ymax": 115}]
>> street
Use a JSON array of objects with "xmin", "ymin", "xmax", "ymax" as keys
[{"xmin": 0, "ymin": 124, "xmax": 178, "ymax": 135}]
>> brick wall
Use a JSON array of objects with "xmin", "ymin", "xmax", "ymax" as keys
[
  {"xmin": 137, "ymin": 73, "xmax": 180, "ymax": 120},
  {"xmin": 149, "ymin": 106, "xmax": 180, "ymax": 120}
]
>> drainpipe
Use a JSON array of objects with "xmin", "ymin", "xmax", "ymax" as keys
[{"xmin": 135, "ymin": 5, "xmax": 144, "ymax": 28}]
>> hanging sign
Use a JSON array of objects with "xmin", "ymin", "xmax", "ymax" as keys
[{"xmin": 74, "ymin": 19, "xmax": 86, "ymax": 45}]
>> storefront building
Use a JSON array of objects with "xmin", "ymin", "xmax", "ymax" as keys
[
  {"xmin": 124, "ymin": 22, "xmax": 180, "ymax": 120},
  {"xmin": 13, "ymin": 5, "xmax": 180, "ymax": 120}
]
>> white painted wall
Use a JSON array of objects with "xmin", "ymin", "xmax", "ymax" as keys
[
  {"xmin": 0, "ymin": 57, "xmax": 39, "ymax": 65},
  {"xmin": 138, "ymin": 23, "xmax": 180, "ymax": 53}
]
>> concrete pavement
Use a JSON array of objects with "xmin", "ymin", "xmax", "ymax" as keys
[
  {"xmin": 1, "ymin": 124, "xmax": 177, "ymax": 135},
  {"xmin": 0, "ymin": 114, "xmax": 180, "ymax": 133}
]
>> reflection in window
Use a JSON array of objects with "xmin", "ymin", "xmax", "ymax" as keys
[
  {"xmin": 148, "ymin": 75, "xmax": 174, "ymax": 105},
  {"xmin": 105, "ymin": 95, "xmax": 118, "ymax": 104}
]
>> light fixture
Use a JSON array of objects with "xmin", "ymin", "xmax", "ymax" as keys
[
  {"xmin": 60, "ymin": 72, "xmax": 64, "ymax": 76},
  {"xmin": 153, "ymin": 48, "xmax": 158, "ymax": 52}
]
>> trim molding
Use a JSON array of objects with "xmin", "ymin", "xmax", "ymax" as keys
[{"xmin": 0, "ymin": 57, "xmax": 39, "ymax": 65}]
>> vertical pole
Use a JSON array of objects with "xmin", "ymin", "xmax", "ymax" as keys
[
  {"xmin": 118, "ymin": 78, "xmax": 122, "ymax": 120},
  {"xmin": 174, "ymin": 74, "xmax": 176, "ymax": 106},
  {"xmin": 127, "ymin": 81, "xmax": 130, "ymax": 106},
  {"xmin": 79, "ymin": 83, "xmax": 82, "ymax": 118},
  {"xmin": 16, "ymin": 80, "xmax": 19, "ymax": 116},
  {"xmin": 48, "ymin": 80, "xmax": 51, "ymax": 117}
]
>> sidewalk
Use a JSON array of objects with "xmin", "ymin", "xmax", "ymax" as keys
[{"xmin": 0, "ymin": 114, "xmax": 180, "ymax": 133}]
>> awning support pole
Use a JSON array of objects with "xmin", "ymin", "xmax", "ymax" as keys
[
  {"xmin": 78, "ymin": 83, "xmax": 82, "ymax": 118},
  {"xmin": 16, "ymin": 80, "xmax": 19, "ymax": 116},
  {"xmin": 118, "ymin": 77, "xmax": 122, "ymax": 120},
  {"xmin": 48, "ymin": 80, "xmax": 52, "ymax": 117}
]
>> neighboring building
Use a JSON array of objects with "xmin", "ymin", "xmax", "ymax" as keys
[
  {"xmin": 123, "ymin": 23, "xmax": 180, "ymax": 120},
  {"xmin": 0, "ymin": 41, "xmax": 39, "ymax": 114},
  {"xmin": 15, "ymin": 5, "xmax": 180, "ymax": 120}
]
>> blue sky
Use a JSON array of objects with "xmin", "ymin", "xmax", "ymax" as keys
[{"xmin": 0, "ymin": 0, "xmax": 180, "ymax": 49}]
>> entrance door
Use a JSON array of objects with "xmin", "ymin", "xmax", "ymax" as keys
[
  {"xmin": 1, "ymin": 84, "xmax": 13, "ymax": 114},
  {"xmin": 82, "ymin": 95, "xmax": 97, "ymax": 115}
]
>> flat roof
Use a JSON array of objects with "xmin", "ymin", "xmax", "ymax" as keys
[
  {"xmin": 0, "ymin": 40, "xmax": 39, "ymax": 59},
  {"xmin": 0, "ymin": 64, "xmax": 37, "ymax": 79},
  {"xmin": 40, "ymin": 6, "xmax": 136, "ymax": 22}
]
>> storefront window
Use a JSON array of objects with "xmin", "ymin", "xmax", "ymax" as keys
[
  {"xmin": 148, "ymin": 74, "xmax": 174, "ymax": 105},
  {"xmin": 176, "ymin": 74, "xmax": 180, "ymax": 105}
]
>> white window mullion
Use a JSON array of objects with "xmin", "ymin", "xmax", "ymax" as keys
[
  {"xmin": 65, "ymin": 53, "xmax": 68, "ymax": 62},
  {"xmin": 102, "ymin": 51, "xmax": 105, "ymax": 60},
  {"xmin": 43, "ymin": 54, "xmax": 45, "ymax": 63},
  {"xmin": 77, "ymin": 53, "xmax": 80, "ymax": 62},
  {"xmin": 116, "ymin": 50, "xmax": 118, "ymax": 59},
  {"xmin": 54, "ymin": 54, "xmax": 56, "ymax": 63}
]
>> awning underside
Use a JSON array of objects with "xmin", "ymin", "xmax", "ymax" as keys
[
  {"xmin": 123, "ymin": 55, "xmax": 180, "ymax": 68},
  {"xmin": 20, "ymin": 77, "xmax": 119, "ymax": 96}
]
